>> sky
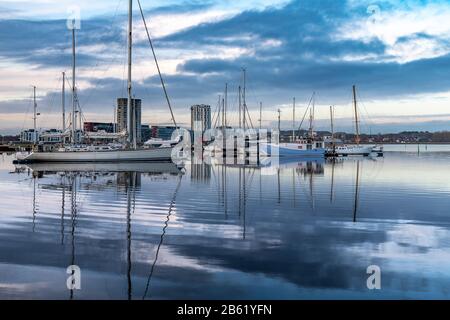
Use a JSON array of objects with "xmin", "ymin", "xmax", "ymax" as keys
[{"xmin": 0, "ymin": 0, "xmax": 449, "ymax": 134}]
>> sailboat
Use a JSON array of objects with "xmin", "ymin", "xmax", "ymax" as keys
[
  {"xmin": 204, "ymin": 70, "xmax": 253, "ymax": 156},
  {"xmin": 18, "ymin": 0, "xmax": 176, "ymax": 164},
  {"xmin": 261, "ymin": 94, "xmax": 326, "ymax": 157},
  {"xmin": 331, "ymin": 86, "xmax": 374, "ymax": 156}
]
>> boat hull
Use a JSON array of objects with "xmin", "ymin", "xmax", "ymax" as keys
[
  {"xmin": 23, "ymin": 161, "xmax": 181, "ymax": 174},
  {"xmin": 19, "ymin": 147, "xmax": 173, "ymax": 163},
  {"xmin": 329, "ymin": 145, "xmax": 374, "ymax": 156},
  {"xmin": 261, "ymin": 143, "xmax": 325, "ymax": 157}
]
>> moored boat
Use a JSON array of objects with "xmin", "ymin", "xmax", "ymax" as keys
[
  {"xmin": 15, "ymin": 147, "xmax": 173, "ymax": 163},
  {"xmin": 331, "ymin": 145, "xmax": 373, "ymax": 157},
  {"xmin": 18, "ymin": 0, "xmax": 178, "ymax": 164},
  {"xmin": 261, "ymin": 139, "xmax": 325, "ymax": 157},
  {"xmin": 265, "ymin": 93, "xmax": 325, "ymax": 157},
  {"xmin": 372, "ymin": 145, "xmax": 384, "ymax": 157},
  {"xmin": 327, "ymin": 86, "xmax": 377, "ymax": 157}
]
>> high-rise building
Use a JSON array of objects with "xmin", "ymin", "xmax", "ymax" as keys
[
  {"xmin": 190, "ymin": 104, "xmax": 211, "ymax": 133},
  {"xmin": 117, "ymin": 98, "xmax": 142, "ymax": 143}
]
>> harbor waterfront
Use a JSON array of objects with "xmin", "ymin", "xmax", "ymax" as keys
[{"xmin": 0, "ymin": 147, "xmax": 449, "ymax": 299}]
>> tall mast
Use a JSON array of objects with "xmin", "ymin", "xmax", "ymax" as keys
[
  {"xmin": 352, "ymin": 85, "xmax": 360, "ymax": 145},
  {"xmin": 292, "ymin": 97, "xmax": 295, "ymax": 142},
  {"xmin": 33, "ymin": 86, "xmax": 37, "ymax": 144},
  {"xmin": 259, "ymin": 102, "xmax": 262, "ymax": 130},
  {"xmin": 79, "ymin": 109, "xmax": 82, "ymax": 134},
  {"xmin": 217, "ymin": 94, "xmax": 221, "ymax": 129},
  {"xmin": 113, "ymin": 104, "xmax": 117, "ymax": 133},
  {"xmin": 224, "ymin": 83, "xmax": 228, "ymax": 128},
  {"xmin": 309, "ymin": 92, "xmax": 315, "ymax": 139},
  {"xmin": 71, "ymin": 26, "xmax": 76, "ymax": 144},
  {"xmin": 222, "ymin": 96, "xmax": 225, "ymax": 152},
  {"xmin": 127, "ymin": 0, "xmax": 134, "ymax": 148},
  {"xmin": 238, "ymin": 86, "xmax": 242, "ymax": 129},
  {"xmin": 330, "ymin": 105, "xmax": 335, "ymax": 146},
  {"xmin": 242, "ymin": 68, "xmax": 247, "ymax": 131},
  {"xmin": 62, "ymin": 72, "xmax": 66, "ymax": 132},
  {"xmin": 222, "ymin": 97, "xmax": 225, "ymax": 129}
]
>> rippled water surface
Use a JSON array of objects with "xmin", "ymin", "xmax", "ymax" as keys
[{"xmin": 0, "ymin": 148, "xmax": 450, "ymax": 299}]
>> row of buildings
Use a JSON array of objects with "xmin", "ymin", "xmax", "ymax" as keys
[
  {"xmin": 19, "ymin": 125, "xmax": 181, "ymax": 144},
  {"xmin": 20, "ymin": 99, "xmax": 213, "ymax": 144}
]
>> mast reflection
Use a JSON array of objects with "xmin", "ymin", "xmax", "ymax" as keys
[
  {"xmin": 125, "ymin": 172, "xmax": 137, "ymax": 300},
  {"xmin": 69, "ymin": 174, "xmax": 78, "ymax": 300},
  {"xmin": 353, "ymin": 160, "xmax": 361, "ymax": 223},
  {"xmin": 142, "ymin": 174, "xmax": 183, "ymax": 300}
]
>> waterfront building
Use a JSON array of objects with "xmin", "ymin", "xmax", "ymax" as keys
[
  {"xmin": 20, "ymin": 129, "xmax": 39, "ymax": 143},
  {"xmin": 84, "ymin": 122, "xmax": 115, "ymax": 133},
  {"xmin": 39, "ymin": 129, "xmax": 63, "ymax": 143},
  {"xmin": 190, "ymin": 104, "xmax": 211, "ymax": 133},
  {"xmin": 117, "ymin": 98, "xmax": 142, "ymax": 143}
]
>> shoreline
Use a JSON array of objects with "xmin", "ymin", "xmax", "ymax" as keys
[{"xmin": 362, "ymin": 142, "xmax": 450, "ymax": 145}]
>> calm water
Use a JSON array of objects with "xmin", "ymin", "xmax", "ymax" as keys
[{"xmin": 0, "ymin": 146, "xmax": 450, "ymax": 300}]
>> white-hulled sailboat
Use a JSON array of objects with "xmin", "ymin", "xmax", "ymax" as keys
[
  {"xmin": 19, "ymin": 0, "xmax": 176, "ymax": 164},
  {"xmin": 331, "ymin": 85, "xmax": 374, "ymax": 156}
]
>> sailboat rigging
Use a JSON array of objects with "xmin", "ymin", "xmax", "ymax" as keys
[
  {"xmin": 328, "ymin": 85, "xmax": 376, "ymax": 157},
  {"xmin": 17, "ymin": 0, "xmax": 179, "ymax": 164},
  {"xmin": 261, "ymin": 92, "xmax": 326, "ymax": 157}
]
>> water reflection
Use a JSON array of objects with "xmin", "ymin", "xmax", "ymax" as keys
[
  {"xmin": 353, "ymin": 161, "xmax": 360, "ymax": 223},
  {"xmin": 126, "ymin": 172, "xmax": 135, "ymax": 300},
  {"xmin": 143, "ymin": 174, "xmax": 183, "ymax": 300},
  {"xmin": 69, "ymin": 175, "xmax": 77, "ymax": 300},
  {"xmin": 10, "ymin": 161, "xmax": 183, "ymax": 299},
  {"xmin": 0, "ymin": 153, "xmax": 450, "ymax": 299}
]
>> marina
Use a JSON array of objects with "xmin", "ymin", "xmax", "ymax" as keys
[
  {"xmin": 1, "ymin": 147, "xmax": 450, "ymax": 299},
  {"xmin": 1, "ymin": 0, "xmax": 450, "ymax": 307},
  {"xmin": 16, "ymin": 0, "xmax": 179, "ymax": 164}
]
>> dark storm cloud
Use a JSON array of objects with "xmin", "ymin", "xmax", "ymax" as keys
[
  {"xmin": 0, "ymin": 1, "xmax": 214, "ymax": 68},
  {"xmin": 179, "ymin": 54, "xmax": 450, "ymax": 103},
  {"xmin": 167, "ymin": 0, "xmax": 450, "ymax": 102},
  {"xmin": 0, "ymin": 18, "xmax": 125, "ymax": 68}
]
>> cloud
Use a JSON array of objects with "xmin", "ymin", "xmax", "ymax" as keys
[
  {"xmin": 2, "ymin": 0, "xmax": 450, "ymax": 133},
  {"xmin": 337, "ymin": 1, "xmax": 450, "ymax": 63},
  {"xmin": 0, "ymin": 0, "xmax": 289, "ymax": 20}
]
